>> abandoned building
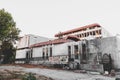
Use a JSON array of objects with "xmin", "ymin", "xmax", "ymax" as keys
[
  {"xmin": 15, "ymin": 34, "xmax": 50, "ymax": 63},
  {"xmin": 15, "ymin": 23, "xmax": 120, "ymax": 73}
]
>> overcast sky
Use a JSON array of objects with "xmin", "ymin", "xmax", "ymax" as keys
[{"xmin": 0, "ymin": 0, "xmax": 120, "ymax": 38}]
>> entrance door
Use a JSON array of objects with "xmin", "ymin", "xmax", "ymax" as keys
[
  {"xmin": 68, "ymin": 45, "xmax": 80, "ymax": 69},
  {"xmin": 74, "ymin": 45, "xmax": 80, "ymax": 69},
  {"xmin": 74, "ymin": 45, "xmax": 79, "ymax": 59},
  {"xmin": 102, "ymin": 54, "xmax": 112, "ymax": 73},
  {"xmin": 26, "ymin": 51, "xmax": 30, "ymax": 63}
]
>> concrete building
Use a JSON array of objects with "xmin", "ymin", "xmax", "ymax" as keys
[
  {"xmin": 15, "ymin": 23, "xmax": 120, "ymax": 73},
  {"xmin": 55, "ymin": 23, "xmax": 111, "ymax": 40},
  {"xmin": 15, "ymin": 34, "xmax": 50, "ymax": 63},
  {"xmin": 29, "ymin": 36, "xmax": 120, "ymax": 73}
]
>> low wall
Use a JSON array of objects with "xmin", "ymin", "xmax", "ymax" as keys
[{"xmin": 80, "ymin": 64, "xmax": 104, "ymax": 73}]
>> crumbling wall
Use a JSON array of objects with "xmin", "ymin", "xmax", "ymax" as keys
[
  {"xmin": 99, "ymin": 37, "xmax": 117, "ymax": 69},
  {"xmin": 116, "ymin": 36, "xmax": 120, "ymax": 69},
  {"xmin": 82, "ymin": 37, "xmax": 118, "ymax": 72}
]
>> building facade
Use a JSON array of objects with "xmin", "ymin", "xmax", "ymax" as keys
[
  {"xmin": 28, "ymin": 36, "xmax": 120, "ymax": 73},
  {"xmin": 15, "ymin": 23, "xmax": 119, "ymax": 73},
  {"xmin": 15, "ymin": 34, "xmax": 50, "ymax": 63}
]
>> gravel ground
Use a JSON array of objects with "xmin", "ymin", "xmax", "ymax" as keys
[{"xmin": 0, "ymin": 65, "xmax": 116, "ymax": 80}]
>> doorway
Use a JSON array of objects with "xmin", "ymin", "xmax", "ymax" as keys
[{"xmin": 102, "ymin": 54, "xmax": 112, "ymax": 73}]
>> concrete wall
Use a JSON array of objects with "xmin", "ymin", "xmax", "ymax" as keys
[
  {"xmin": 101, "ymin": 27, "xmax": 111, "ymax": 38},
  {"xmin": 17, "ymin": 35, "xmax": 29, "ymax": 49},
  {"xmin": 53, "ymin": 43, "xmax": 68, "ymax": 56},
  {"xmin": 99, "ymin": 37, "xmax": 116, "ymax": 54},
  {"xmin": 29, "ymin": 34, "xmax": 50, "ymax": 46},
  {"xmin": 116, "ymin": 37, "xmax": 120, "ymax": 69},
  {"xmin": 99, "ymin": 37, "xmax": 117, "ymax": 68},
  {"xmin": 16, "ymin": 34, "xmax": 50, "ymax": 62},
  {"xmin": 31, "ymin": 43, "xmax": 68, "ymax": 57},
  {"xmin": 88, "ymin": 37, "xmax": 120, "ymax": 69},
  {"xmin": 17, "ymin": 34, "xmax": 50, "ymax": 49},
  {"xmin": 15, "ymin": 35, "xmax": 120, "ymax": 70},
  {"xmin": 32, "ymin": 47, "xmax": 42, "ymax": 57},
  {"xmin": 16, "ymin": 49, "xmax": 30, "ymax": 59}
]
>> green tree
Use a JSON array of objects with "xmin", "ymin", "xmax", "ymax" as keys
[{"xmin": 0, "ymin": 9, "xmax": 20, "ymax": 64}]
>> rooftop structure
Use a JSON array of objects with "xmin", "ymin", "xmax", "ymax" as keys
[{"xmin": 55, "ymin": 23, "xmax": 111, "ymax": 40}]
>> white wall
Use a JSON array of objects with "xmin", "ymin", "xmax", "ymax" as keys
[
  {"xmin": 53, "ymin": 43, "xmax": 68, "ymax": 56},
  {"xmin": 17, "ymin": 34, "xmax": 50, "ymax": 49},
  {"xmin": 16, "ymin": 49, "xmax": 29, "ymax": 59},
  {"xmin": 99, "ymin": 37, "xmax": 120, "ymax": 69},
  {"xmin": 116, "ymin": 36, "xmax": 120, "ymax": 68},
  {"xmin": 29, "ymin": 34, "xmax": 50, "ymax": 46},
  {"xmin": 17, "ymin": 35, "xmax": 29, "ymax": 49},
  {"xmin": 32, "ymin": 47, "xmax": 42, "ymax": 57},
  {"xmin": 102, "ymin": 27, "xmax": 112, "ymax": 38}
]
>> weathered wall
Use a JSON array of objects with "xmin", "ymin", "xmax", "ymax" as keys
[
  {"xmin": 53, "ymin": 43, "xmax": 68, "ymax": 56},
  {"xmin": 17, "ymin": 34, "xmax": 50, "ymax": 49},
  {"xmin": 16, "ymin": 49, "xmax": 29, "ymax": 59},
  {"xmin": 16, "ymin": 34, "xmax": 50, "ymax": 63},
  {"xmin": 32, "ymin": 47, "xmax": 42, "ymax": 57},
  {"xmin": 29, "ymin": 34, "xmax": 50, "ymax": 46},
  {"xmin": 116, "ymin": 37, "xmax": 120, "ymax": 69},
  {"xmin": 88, "ymin": 37, "xmax": 120, "ymax": 69},
  {"xmin": 99, "ymin": 37, "xmax": 116, "ymax": 55},
  {"xmin": 99, "ymin": 37, "xmax": 117, "ymax": 69},
  {"xmin": 101, "ymin": 27, "xmax": 112, "ymax": 37},
  {"xmin": 17, "ymin": 35, "xmax": 29, "ymax": 49}
]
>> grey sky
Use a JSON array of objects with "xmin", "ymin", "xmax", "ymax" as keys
[{"xmin": 0, "ymin": 0, "xmax": 120, "ymax": 38}]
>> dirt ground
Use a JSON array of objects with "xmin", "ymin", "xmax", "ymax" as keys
[
  {"xmin": 0, "ymin": 64, "xmax": 54, "ymax": 80},
  {"xmin": 0, "ymin": 64, "xmax": 116, "ymax": 80}
]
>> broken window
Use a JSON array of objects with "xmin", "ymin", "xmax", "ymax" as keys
[
  {"xmin": 42, "ymin": 48, "xmax": 45, "ymax": 59},
  {"xmin": 26, "ymin": 51, "xmax": 30, "ymax": 63},
  {"xmin": 82, "ymin": 33, "xmax": 84, "ymax": 37},
  {"xmin": 85, "ymin": 33, "xmax": 87, "ymax": 37},
  {"xmin": 96, "ymin": 30, "xmax": 99, "ymax": 35},
  {"xmin": 79, "ymin": 34, "xmax": 81, "ymax": 37},
  {"xmin": 81, "ymin": 43, "xmax": 87, "ymax": 63},
  {"xmin": 46, "ymin": 48, "xmax": 48, "ymax": 59},
  {"xmin": 68, "ymin": 46, "xmax": 71, "ymax": 59},
  {"xmin": 26, "ymin": 52, "xmax": 29, "ymax": 59},
  {"xmin": 99, "ymin": 30, "xmax": 101, "ymax": 34},
  {"xmin": 90, "ymin": 32, "xmax": 92, "ymax": 35},
  {"xmin": 30, "ymin": 49, "xmax": 33, "ymax": 58},
  {"xmin": 46, "ymin": 53, "xmax": 48, "ymax": 59},
  {"xmin": 93, "ymin": 31, "xmax": 95, "ymax": 35},
  {"xmin": 50, "ymin": 47, "xmax": 52, "ymax": 57},
  {"xmin": 74, "ymin": 45, "xmax": 79, "ymax": 59},
  {"xmin": 87, "ymin": 32, "xmax": 89, "ymax": 36}
]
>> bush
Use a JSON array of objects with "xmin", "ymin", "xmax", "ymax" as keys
[{"xmin": 22, "ymin": 73, "xmax": 36, "ymax": 80}]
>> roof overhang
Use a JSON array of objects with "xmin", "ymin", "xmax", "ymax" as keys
[{"xmin": 30, "ymin": 38, "xmax": 70, "ymax": 48}]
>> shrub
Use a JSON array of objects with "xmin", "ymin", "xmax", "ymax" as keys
[{"xmin": 22, "ymin": 73, "xmax": 36, "ymax": 80}]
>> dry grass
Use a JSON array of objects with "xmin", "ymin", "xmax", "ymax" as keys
[{"xmin": 0, "ymin": 64, "xmax": 55, "ymax": 80}]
